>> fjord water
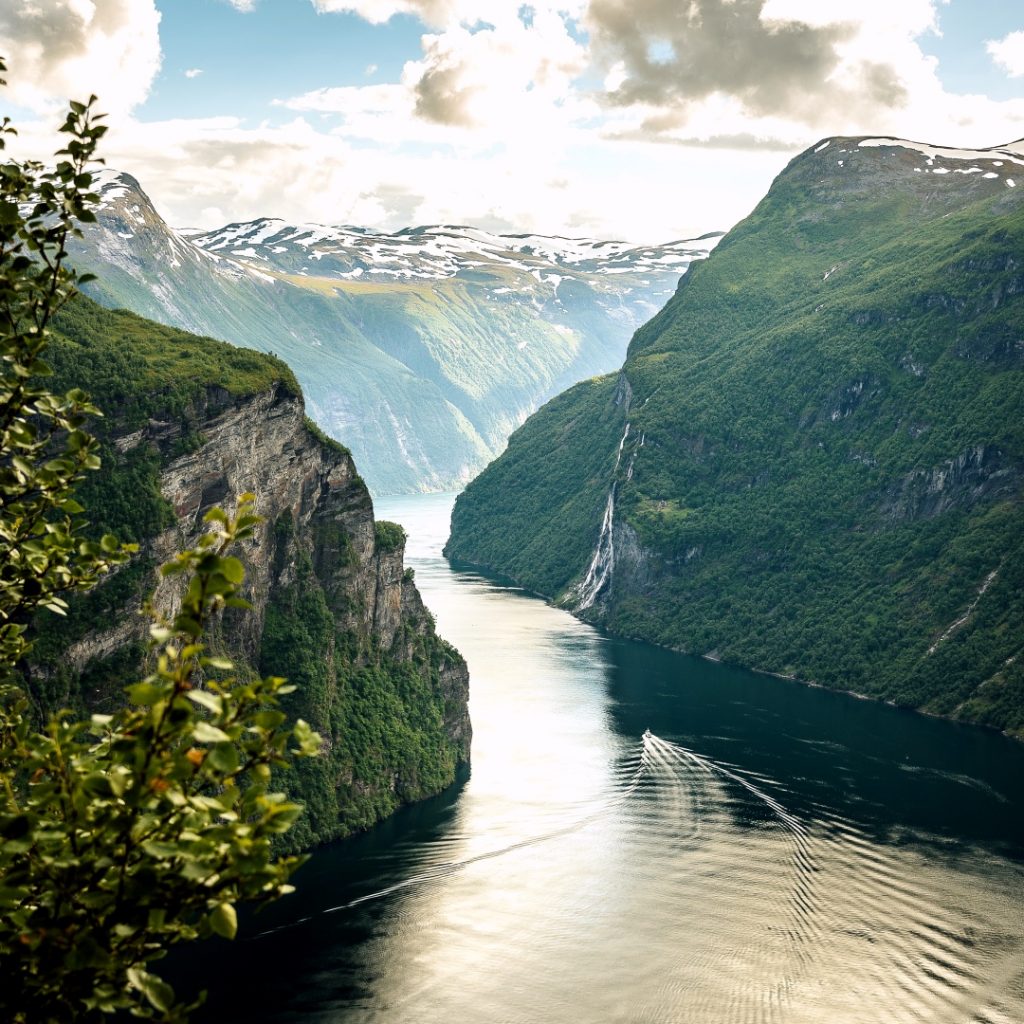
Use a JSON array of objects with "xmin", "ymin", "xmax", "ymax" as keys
[{"xmin": 201, "ymin": 493, "xmax": 1024, "ymax": 1024}]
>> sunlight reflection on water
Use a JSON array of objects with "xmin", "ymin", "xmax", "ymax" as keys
[{"xmin": 195, "ymin": 493, "xmax": 1024, "ymax": 1024}]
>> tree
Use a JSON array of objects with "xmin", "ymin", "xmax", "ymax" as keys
[
  {"xmin": 0, "ymin": 62, "xmax": 124, "ymax": 671},
  {"xmin": 0, "ymin": 60, "xmax": 321, "ymax": 1021}
]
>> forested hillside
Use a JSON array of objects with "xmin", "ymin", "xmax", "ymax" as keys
[
  {"xmin": 28, "ymin": 296, "xmax": 471, "ymax": 847},
  {"xmin": 447, "ymin": 136, "xmax": 1024, "ymax": 737}
]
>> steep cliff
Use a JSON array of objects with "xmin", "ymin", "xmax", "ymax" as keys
[
  {"xmin": 447, "ymin": 135, "xmax": 1024, "ymax": 738},
  {"xmin": 29, "ymin": 296, "xmax": 470, "ymax": 847}
]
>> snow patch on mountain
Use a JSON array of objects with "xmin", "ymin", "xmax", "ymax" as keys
[
  {"xmin": 857, "ymin": 137, "xmax": 1024, "ymax": 172},
  {"xmin": 189, "ymin": 216, "xmax": 721, "ymax": 285}
]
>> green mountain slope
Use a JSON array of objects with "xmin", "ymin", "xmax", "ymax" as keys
[
  {"xmin": 72, "ymin": 171, "xmax": 716, "ymax": 494},
  {"xmin": 29, "ymin": 296, "xmax": 471, "ymax": 847},
  {"xmin": 446, "ymin": 136, "xmax": 1024, "ymax": 737}
]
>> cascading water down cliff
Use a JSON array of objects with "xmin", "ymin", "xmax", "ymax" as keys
[{"xmin": 571, "ymin": 420, "xmax": 635, "ymax": 612}]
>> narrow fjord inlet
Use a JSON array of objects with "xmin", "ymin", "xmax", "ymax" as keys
[
  {"xmin": 195, "ymin": 495, "xmax": 1024, "ymax": 1024},
  {"xmin": 5, "ymin": 9, "xmax": 1024, "ymax": 1021}
]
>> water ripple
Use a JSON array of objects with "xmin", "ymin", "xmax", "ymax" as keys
[{"xmin": 238, "ymin": 726, "xmax": 1024, "ymax": 1024}]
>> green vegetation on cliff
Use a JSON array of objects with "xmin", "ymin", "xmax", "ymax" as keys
[
  {"xmin": 24, "ymin": 294, "xmax": 301, "ymax": 693},
  {"xmin": 259, "ymin": 518, "xmax": 466, "ymax": 849},
  {"xmin": 44, "ymin": 297, "xmax": 298, "ymax": 541},
  {"xmin": 447, "ymin": 137, "xmax": 1024, "ymax": 737},
  {"xmin": 30, "ymin": 296, "xmax": 470, "ymax": 848}
]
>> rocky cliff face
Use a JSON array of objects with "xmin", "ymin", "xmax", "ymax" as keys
[{"xmin": 37, "ymin": 300, "xmax": 470, "ymax": 846}]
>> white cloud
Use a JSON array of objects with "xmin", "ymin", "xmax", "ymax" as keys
[
  {"xmin": 184, "ymin": 68, "xmax": 203, "ymax": 79},
  {"xmin": 407, "ymin": 9, "xmax": 586, "ymax": 129},
  {"xmin": 759, "ymin": 0, "xmax": 941, "ymax": 35},
  {"xmin": 225, "ymin": 0, "xmax": 258, "ymax": 11},
  {"xmin": 580, "ymin": 0, "xmax": 1024, "ymax": 153},
  {"xmin": 301, "ymin": 0, "xmax": 1024, "ymax": 156},
  {"xmin": 282, "ymin": 3, "xmax": 594, "ymax": 154},
  {"xmin": 309, "ymin": 0, "xmax": 459, "ymax": 26},
  {"xmin": 0, "ymin": 0, "xmax": 162, "ymax": 117},
  {"xmin": 987, "ymin": 30, "xmax": 1024, "ymax": 79},
  {"xmin": 4, "ymin": 0, "xmax": 1024, "ymax": 247}
]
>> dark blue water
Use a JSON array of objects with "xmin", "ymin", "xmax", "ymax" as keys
[{"xmin": 195, "ymin": 493, "xmax": 1024, "ymax": 1024}]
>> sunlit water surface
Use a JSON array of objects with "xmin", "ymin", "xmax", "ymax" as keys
[{"xmin": 195, "ymin": 492, "xmax": 1024, "ymax": 1024}]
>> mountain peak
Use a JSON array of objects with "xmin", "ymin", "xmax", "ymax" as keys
[
  {"xmin": 805, "ymin": 136, "xmax": 1023, "ymax": 183},
  {"xmin": 185, "ymin": 216, "xmax": 719, "ymax": 284}
]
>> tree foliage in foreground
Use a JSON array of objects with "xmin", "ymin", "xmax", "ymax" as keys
[
  {"xmin": 0, "ymin": 65, "xmax": 127, "ymax": 670},
  {"xmin": 0, "ymin": 60, "xmax": 321, "ymax": 1021}
]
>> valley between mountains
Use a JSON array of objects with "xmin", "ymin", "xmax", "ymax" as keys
[
  {"xmin": 29, "ymin": 127, "xmax": 1024, "ymax": 852},
  {"xmin": 70, "ymin": 171, "xmax": 718, "ymax": 494}
]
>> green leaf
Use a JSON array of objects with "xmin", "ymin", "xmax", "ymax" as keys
[
  {"xmin": 209, "ymin": 901, "xmax": 237, "ymax": 940},
  {"xmin": 201, "ymin": 655, "xmax": 234, "ymax": 671},
  {"xmin": 82, "ymin": 772, "xmax": 113, "ymax": 798},
  {"xmin": 127, "ymin": 681, "xmax": 167, "ymax": 706},
  {"xmin": 127, "ymin": 967, "xmax": 176, "ymax": 1013},
  {"xmin": 207, "ymin": 741, "xmax": 239, "ymax": 774},
  {"xmin": 293, "ymin": 718, "xmax": 322, "ymax": 757},
  {"xmin": 141, "ymin": 840, "xmax": 182, "ymax": 859},
  {"xmin": 252, "ymin": 709, "xmax": 287, "ymax": 730},
  {"xmin": 193, "ymin": 721, "xmax": 231, "ymax": 743},
  {"xmin": 187, "ymin": 689, "xmax": 224, "ymax": 715}
]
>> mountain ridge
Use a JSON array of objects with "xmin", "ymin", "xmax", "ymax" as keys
[
  {"xmin": 73, "ymin": 169, "xmax": 718, "ymax": 494},
  {"xmin": 446, "ymin": 133, "xmax": 1024, "ymax": 738}
]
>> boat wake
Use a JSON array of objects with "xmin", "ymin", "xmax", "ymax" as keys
[{"xmin": 252, "ymin": 732, "xmax": 1024, "ymax": 1024}]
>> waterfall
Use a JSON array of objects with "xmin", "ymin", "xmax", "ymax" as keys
[
  {"xmin": 573, "ymin": 422, "xmax": 629, "ymax": 611},
  {"xmin": 614, "ymin": 421, "xmax": 630, "ymax": 470}
]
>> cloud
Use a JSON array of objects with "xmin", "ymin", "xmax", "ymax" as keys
[
  {"xmin": 309, "ymin": 0, "xmax": 468, "ymax": 26},
  {"xmin": 589, "ymin": 0, "xmax": 852, "ymax": 115},
  {"xmin": 585, "ymin": 0, "xmax": 924, "ymax": 136},
  {"xmin": 988, "ymin": 30, "xmax": 1024, "ymax": 79},
  {"xmin": 410, "ymin": 9, "xmax": 586, "ymax": 128},
  {"xmin": 225, "ymin": 0, "xmax": 258, "ymax": 11},
  {"xmin": 5, "ymin": 0, "xmax": 1024, "ymax": 249},
  {"xmin": 185, "ymin": 68, "xmax": 203, "ymax": 79},
  {"xmin": 302, "ymin": 0, "xmax": 1022, "ymax": 157},
  {"xmin": 199, "ymin": 0, "xmax": 1024, "ymax": 239},
  {"xmin": 0, "ymin": 0, "xmax": 162, "ymax": 116},
  {"xmin": 283, "ymin": 4, "xmax": 592, "ymax": 150}
]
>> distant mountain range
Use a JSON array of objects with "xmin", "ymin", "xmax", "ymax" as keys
[
  {"xmin": 446, "ymin": 135, "xmax": 1024, "ymax": 737},
  {"xmin": 71, "ymin": 170, "xmax": 719, "ymax": 493}
]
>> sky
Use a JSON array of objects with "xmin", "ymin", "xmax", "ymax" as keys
[{"xmin": 1, "ymin": 0, "xmax": 1023, "ymax": 242}]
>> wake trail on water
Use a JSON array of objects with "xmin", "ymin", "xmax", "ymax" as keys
[
  {"xmin": 249, "ymin": 730, "xmax": 1024, "ymax": 1022},
  {"xmin": 644, "ymin": 733, "xmax": 808, "ymax": 838},
  {"xmin": 639, "ymin": 737, "xmax": 1024, "ymax": 1024},
  {"xmin": 254, "ymin": 731, "xmax": 809, "ymax": 940},
  {"xmin": 254, "ymin": 741, "xmax": 654, "ymax": 938}
]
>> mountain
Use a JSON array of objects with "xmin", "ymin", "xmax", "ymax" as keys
[
  {"xmin": 446, "ymin": 135, "xmax": 1024, "ymax": 738},
  {"xmin": 70, "ymin": 170, "xmax": 718, "ymax": 494},
  {"xmin": 31, "ymin": 295, "xmax": 470, "ymax": 849}
]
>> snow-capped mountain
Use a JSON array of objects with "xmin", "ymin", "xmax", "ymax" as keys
[
  {"xmin": 72, "ymin": 169, "xmax": 720, "ymax": 493},
  {"xmin": 187, "ymin": 218, "xmax": 717, "ymax": 284},
  {"xmin": 848, "ymin": 135, "xmax": 1024, "ymax": 170}
]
